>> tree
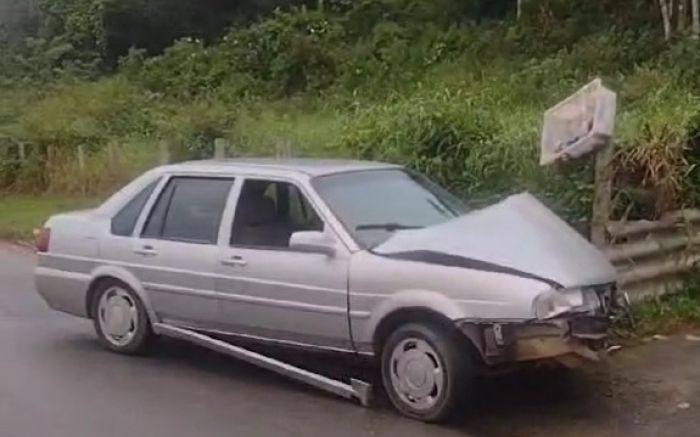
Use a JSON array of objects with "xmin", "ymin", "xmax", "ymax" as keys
[
  {"xmin": 658, "ymin": 0, "xmax": 699, "ymax": 39},
  {"xmin": 659, "ymin": 0, "xmax": 673, "ymax": 40},
  {"xmin": 679, "ymin": 0, "xmax": 687, "ymax": 30},
  {"xmin": 0, "ymin": 0, "xmax": 40, "ymax": 47}
]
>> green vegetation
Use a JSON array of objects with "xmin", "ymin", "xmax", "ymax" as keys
[
  {"xmin": 614, "ymin": 280, "xmax": 700, "ymax": 338},
  {"xmin": 1, "ymin": 0, "xmax": 700, "ymax": 225},
  {"xmin": 0, "ymin": 195, "xmax": 97, "ymax": 240}
]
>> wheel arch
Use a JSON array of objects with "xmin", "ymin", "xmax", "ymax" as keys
[
  {"xmin": 373, "ymin": 307, "xmax": 457, "ymax": 354},
  {"xmin": 85, "ymin": 265, "xmax": 157, "ymax": 324},
  {"xmin": 366, "ymin": 290, "xmax": 477, "ymax": 357}
]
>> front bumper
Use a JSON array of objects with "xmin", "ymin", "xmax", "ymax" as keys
[{"xmin": 457, "ymin": 314, "xmax": 610, "ymax": 368}]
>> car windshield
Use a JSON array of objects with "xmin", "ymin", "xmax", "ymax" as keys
[{"xmin": 312, "ymin": 169, "xmax": 468, "ymax": 248}]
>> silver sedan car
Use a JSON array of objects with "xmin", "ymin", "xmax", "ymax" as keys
[{"xmin": 35, "ymin": 158, "xmax": 617, "ymax": 422}]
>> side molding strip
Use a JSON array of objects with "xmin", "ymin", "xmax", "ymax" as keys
[
  {"xmin": 153, "ymin": 323, "xmax": 372, "ymax": 407},
  {"xmin": 375, "ymin": 250, "xmax": 563, "ymax": 289}
]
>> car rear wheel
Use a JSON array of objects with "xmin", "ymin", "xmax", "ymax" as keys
[
  {"xmin": 92, "ymin": 279, "xmax": 153, "ymax": 355},
  {"xmin": 381, "ymin": 322, "xmax": 474, "ymax": 422}
]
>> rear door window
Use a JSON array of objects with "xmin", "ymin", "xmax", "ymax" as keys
[
  {"xmin": 142, "ymin": 177, "xmax": 234, "ymax": 244},
  {"xmin": 111, "ymin": 178, "xmax": 160, "ymax": 236}
]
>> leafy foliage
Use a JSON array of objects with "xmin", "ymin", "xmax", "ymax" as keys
[{"xmin": 0, "ymin": 0, "xmax": 699, "ymax": 223}]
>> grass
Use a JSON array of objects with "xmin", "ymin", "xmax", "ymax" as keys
[
  {"xmin": 0, "ymin": 194, "xmax": 99, "ymax": 241},
  {"xmin": 614, "ymin": 281, "xmax": 700, "ymax": 339}
]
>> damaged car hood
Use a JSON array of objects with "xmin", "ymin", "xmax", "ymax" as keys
[{"xmin": 373, "ymin": 192, "xmax": 617, "ymax": 288}]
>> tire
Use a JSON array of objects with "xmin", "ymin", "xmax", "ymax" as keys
[
  {"xmin": 380, "ymin": 322, "xmax": 474, "ymax": 422},
  {"xmin": 91, "ymin": 279, "xmax": 153, "ymax": 355}
]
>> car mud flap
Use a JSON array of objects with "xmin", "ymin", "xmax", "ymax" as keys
[{"xmin": 153, "ymin": 323, "xmax": 373, "ymax": 407}]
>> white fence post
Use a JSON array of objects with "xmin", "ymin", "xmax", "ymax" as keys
[
  {"xmin": 77, "ymin": 144, "xmax": 87, "ymax": 195},
  {"xmin": 159, "ymin": 140, "xmax": 170, "ymax": 165},
  {"xmin": 77, "ymin": 144, "xmax": 86, "ymax": 171},
  {"xmin": 276, "ymin": 140, "xmax": 292, "ymax": 158},
  {"xmin": 214, "ymin": 138, "xmax": 227, "ymax": 159}
]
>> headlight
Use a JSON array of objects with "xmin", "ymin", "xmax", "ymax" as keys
[
  {"xmin": 581, "ymin": 288, "xmax": 602, "ymax": 311},
  {"xmin": 561, "ymin": 287, "xmax": 602, "ymax": 312},
  {"xmin": 533, "ymin": 290, "xmax": 573, "ymax": 320}
]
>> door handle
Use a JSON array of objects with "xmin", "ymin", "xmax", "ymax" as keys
[
  {"xmin": 133, "ymin": 245, "xmax": 158, "ymax": 257},
  {"xmin": 221, "ymin": 255, "xmax": 247, "ymax": 267}
]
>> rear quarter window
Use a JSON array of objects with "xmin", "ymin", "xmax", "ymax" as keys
[{"xmin": 111, "ymin": 179, "xmax": 160, "ymax": 236}]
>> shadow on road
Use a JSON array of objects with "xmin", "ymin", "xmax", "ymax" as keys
[{"xmin": 139, "ymin": 336, "xmax": 624, "ymax": 436}]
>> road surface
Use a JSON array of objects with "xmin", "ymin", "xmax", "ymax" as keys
[{"xmin": 1, "ymin": 243, "xmax": 699, "ymax": 437}]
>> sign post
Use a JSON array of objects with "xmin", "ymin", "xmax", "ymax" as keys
[
  {"xmin": 591, "ymin": 143, "xmax": 615, "ymax": 247},
  {"xmin": 540, "ymin": 78, "xmax": 617, "ymax": 247}
]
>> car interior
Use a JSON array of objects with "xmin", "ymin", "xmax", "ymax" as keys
[{"xmin": 231, "ymin": 179, "xmax": 323, "ymax": 248}]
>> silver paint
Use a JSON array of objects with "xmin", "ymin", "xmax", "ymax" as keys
[
  {"xmin": 35, "ymin": 158, "xmax": 616, "ymax": 363},
  {"xmin": 97, "ymin": 285, "xmax": 138, "ymax": 346},
  {"xmin": 389, "ymin": 337, "xmax": 445, "ymax": 411}
]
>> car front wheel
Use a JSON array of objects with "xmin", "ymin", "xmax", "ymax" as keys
[
  {"xmin": 381, "ymin": 322, "xmax": 474, "ymax": 422},
  {"xmin": 91, "ymin": 279, "xmax": 153, "ymax": 355}
]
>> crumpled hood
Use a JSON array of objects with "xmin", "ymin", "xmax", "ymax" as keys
[{"xmin": 373, "ymin": 192, "xmax": 617, "ymax": 288}]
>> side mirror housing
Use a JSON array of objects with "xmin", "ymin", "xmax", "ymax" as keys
[{"xmin": 289, "ymin": 230, "xmax": 336, "ymax": 256}]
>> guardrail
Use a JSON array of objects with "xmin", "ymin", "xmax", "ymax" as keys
[{"xmin": 606, "ymin": 210, "xmax": 700, "ymax": 300}]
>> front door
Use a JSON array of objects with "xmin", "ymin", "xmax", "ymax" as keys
[{"xmin": 215, "ymin": 178, "xmax": 352, "ymax": 351}]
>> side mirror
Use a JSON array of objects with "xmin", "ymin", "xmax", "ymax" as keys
[{"xmin": 289, "ymin": 230, "xmax": 336, "ymax": 256}]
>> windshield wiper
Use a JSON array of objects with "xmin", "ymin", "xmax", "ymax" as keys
[{"xmin": 355, "ymin": 223, "xmax": 423, "ymax": 231}]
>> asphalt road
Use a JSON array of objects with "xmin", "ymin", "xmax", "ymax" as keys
[{"xmin": 1, "ymin": 243, "xmax": 699, "ymax": 437}]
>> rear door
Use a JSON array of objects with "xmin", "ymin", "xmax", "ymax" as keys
[{"xmin": 123, "ymin": 175, "xmax": 234, "ymax": 326}]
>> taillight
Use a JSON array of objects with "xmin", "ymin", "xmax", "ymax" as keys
[{"xmin": 35, "ymin": 227, "xmax": 51, "ymax": 253}]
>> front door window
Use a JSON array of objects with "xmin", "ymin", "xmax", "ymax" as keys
[{"xmin": 231, "ymin": 179, "xmax": 323, "ymax": 249}]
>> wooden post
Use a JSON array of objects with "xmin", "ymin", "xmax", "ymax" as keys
[
  {"xmin": 214, "ymin": 138, "xmax": 227, "ymax": 159},
  {"xmin": 107, "ymin": 142, "xmax": 117, "ymax": 163},
  {"xmin": 692, "ymin": 0, "xmax": 699, "ymax": 38},
  {"xmin": 159, "ymin": 140, "xmax": 170, "ymax": 165},
  {"xmin": 591, "ymin": 142, "xmax": 615, "ymax": 247},
  {"xmin": 17, "ymin": 143, "xmax": 26, "ymax": 161},
  {"xmin": 77, "ymin": 144, "xmax": 86, "ymax": 195},
  {"xmin": 77, "ymin": 144, "xmax": 86, "ymax": 171},
  {"xmin": 275, "ymin": 140, "xmax": 292, "ymax": 158},
  {"xmin": 517, "ymin": 0, "xmax": 523, "ymax": 20}
]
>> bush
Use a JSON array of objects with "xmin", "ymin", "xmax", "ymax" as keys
[
  {"xmin": 2, "ymin": 0, "xmax": 700, "ymax": 227},
  {"xmin": 340, "ymin": 90, "xmax": 505, "ymax": 195},
  {"xmin": 132, "ymin": 8, "xmax": 346, "ymax": 98},
  {"xmin": 614, "ymin": 77, "xmax": 700, "ymax": 219}
]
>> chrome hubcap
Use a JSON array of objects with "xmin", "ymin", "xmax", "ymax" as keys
[
  {"xmin": 389, "ymin": 338, "xmax": 444, "ymax": 411},
  {"xmin": 98, "ymin": 287, "xmax": 138, "ymax": 346}
]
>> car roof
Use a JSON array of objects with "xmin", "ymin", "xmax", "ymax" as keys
[{"xmin": 160, "ymin": 158, "xmax": 401, "ymax": 178}]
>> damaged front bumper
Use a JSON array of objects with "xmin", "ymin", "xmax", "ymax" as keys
[{"xmin": 457, "ymin": 314, "xmax": 611, "ymax": 368}]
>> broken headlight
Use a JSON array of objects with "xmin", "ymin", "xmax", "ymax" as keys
[
  {"xmin": 581, "ymin": 287, "xmax": 602, "ymax": 311},
  {"xmin": 533, "ymin": 290, "xmax": 572, "ymax": 320}
]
